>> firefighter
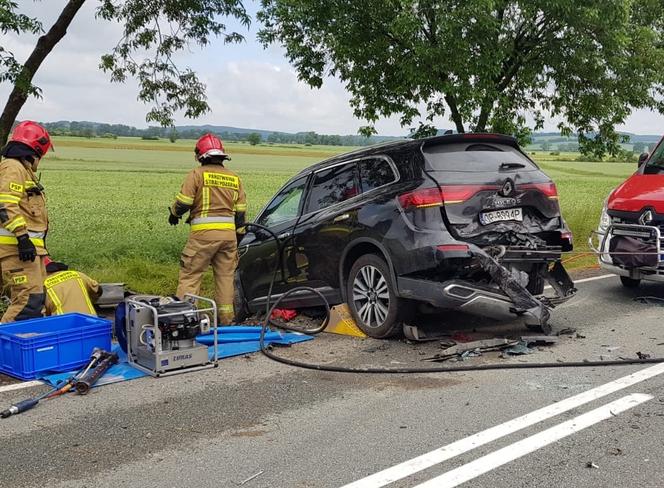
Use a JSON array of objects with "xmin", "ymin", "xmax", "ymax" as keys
[
  {"xmin": 169, "ymin": 134, "xmax": 247, "ymax": 324},
  {"xmin": 43, "ymin": 257, "xmax": 101, "ymax": 316},
  {"xmin": 0, "ymin": 121, "xmax": 51, "ymax": 323}
]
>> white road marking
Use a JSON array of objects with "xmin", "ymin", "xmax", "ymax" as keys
[
  {"xmin": 544, "ymin": 273, "xmax": 614, "ymax": 290},
  {"xmin": 413, "ymin": 393, "xmax": 653, "ymax": 488},
  {"xmin": 573, "ymin": 274, "xmax": 614, "ymax": 284},
  {"xmin": 341, "ymin": 362, "xmax": 664, "ymax": 488},
  {"xmin": 0, "ymin": 380, "xmax": 44, "ymax": 393}
]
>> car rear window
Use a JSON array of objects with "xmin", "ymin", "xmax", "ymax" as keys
[
  {"xmin": 423, "ymin": 142, "xmax": 538, "ymax": 172},
  {"xmin": 359, "ymin": 158, "xmax": 397, "ymax": 192}
]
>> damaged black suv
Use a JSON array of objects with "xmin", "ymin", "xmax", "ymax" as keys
[{"xmin": 235, "ymin": 134, "xmax": 576, "ymax": 338}]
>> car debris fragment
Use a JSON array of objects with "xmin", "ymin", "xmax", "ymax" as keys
[
  {"xmin": 634, "ymin": 296, "xmax": 664, "ymax": 306},
  {"xmin": 423, "ymin": 338, "xmax": 519, "ymax": 362},
  {"xmin": 520, "ymin": 335, "xmax": 560, "ymax": 346},
  {"xmin": 501, "ymin": 341, "xmax": 535, "ymax": 357}
]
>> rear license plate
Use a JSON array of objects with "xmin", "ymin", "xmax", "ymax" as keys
[{"xmin": 480, "ymin": 208, "xmax": 523, "ymax": 225}]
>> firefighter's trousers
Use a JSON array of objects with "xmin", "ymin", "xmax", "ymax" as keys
[
  {"xmin": 1, "ymin": 254, "xmax": 45, "ymax": 323},
  {"xmin": 176, "ymin": 235, "xmax": 238, "ymax": 324}
]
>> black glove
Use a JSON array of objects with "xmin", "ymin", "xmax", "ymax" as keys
[
  {"xmin": 168, "ymin": 208, "xmax": 180, "ymax": 226},
  {"xmin": 17, "ymin": 234, "xmax": 36, "ymax": 262}
]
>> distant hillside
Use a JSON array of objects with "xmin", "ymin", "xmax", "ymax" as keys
[
  {"xmin": 30, "ymin": 120, "xmax": 662, "ymax": 150},
  {"xmin": 36, "ymin": 120, "xmax": 403, "ymax": 147},
  {"xmin": 175, "ymin": 124, "xmax": 275, "ymax": 139}
]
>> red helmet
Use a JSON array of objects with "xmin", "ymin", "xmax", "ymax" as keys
[
  {"xmin": 195, "ymin": 133, "xmax": 228, "ymax": 160},
  {"xmin": 10, "ymin": 121, "xmax": 53, "ymax": 157}
]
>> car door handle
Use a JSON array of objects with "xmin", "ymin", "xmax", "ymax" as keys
[
  {"xmin": 278, "ymin": 231, "xmax": 291, "ymax": 240},
  {"xmin": 334, "ymin": 213, "xmax": 350, "ymax": 223}
]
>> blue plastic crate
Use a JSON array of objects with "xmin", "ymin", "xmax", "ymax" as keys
[{"xmin": 0, "ymin": 313, "xmax": 112, "ymax": 380}]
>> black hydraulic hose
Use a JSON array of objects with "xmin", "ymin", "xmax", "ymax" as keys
[{"xmin": 240, "ymin": 223, "xmax": 664, "ymax": 373}]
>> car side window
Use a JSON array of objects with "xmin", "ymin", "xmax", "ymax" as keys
[
  {"xmin": 359, "ymin": 158, "xmax": 396, "ymax": 193},
  {"xmin": 305, "ymin": 163, "xmax": 359, "ymax": 214},
  {"xmin": 256, "ymin": 175, "xmax": 308, "ymax": 228}
]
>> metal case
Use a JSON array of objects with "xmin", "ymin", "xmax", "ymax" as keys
[{"xmin": 125, "ymin": 294, "xmax": 218, "ymax": 377}]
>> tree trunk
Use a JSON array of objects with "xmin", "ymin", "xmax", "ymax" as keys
[
  {"xmin": 475, "ymin": 101, "xmax": 492, "ymax": 132},
  {"xmin": 444, "ymin": 94, "xmax": 465, "ymax": 133},
  {"xmin": 0, "ymin": 0, "xmax": 86, "ymax": 146}
]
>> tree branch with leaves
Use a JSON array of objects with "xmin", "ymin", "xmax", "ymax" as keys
[
  {"xmin": 259, "ymin": 0, "xmax": 664, "ymax": 156},
  {"xmin": 0, "ymin": 0, "xmax": 250, "ymax": 145}
]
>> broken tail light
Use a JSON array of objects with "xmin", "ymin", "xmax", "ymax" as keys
[
  {"xmin": 398, "ymin": 188, "xmax": 444, "ymax": 208},
  {"xmin": 399, "ymin": 181, "xmax": 558, "ymax": 208},
  {"xmin": 398, "ymin": 185, "xmax": 503, "ymax": 209},
  {"xmin": 440, "ymin": 185, "xmax": 499, "ymax": 204},
  {"xmin": 518, "ymin": 182, "xmax": 559, "ymax": 200}
]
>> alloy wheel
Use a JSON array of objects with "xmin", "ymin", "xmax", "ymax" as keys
[{"xmin": 352, "ymin": 265, "xmax": 390, "ymax": 328}]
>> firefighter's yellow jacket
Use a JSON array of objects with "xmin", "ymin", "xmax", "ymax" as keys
[
  {"xmin": 170, "ymin": 164, "xmax": 247, "ymax": 240},
  {"xmin": 0, "ymin": 158, "xmax": 48, "ymax": 258},
  {"xmin": 44, "ymin": 270, "xmax": 100, "ymax": 316}
]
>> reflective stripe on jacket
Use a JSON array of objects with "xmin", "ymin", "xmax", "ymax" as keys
[
  {"xmin": 44, "ymin": 270, "xmax": 100, "ymax": 316},
  {"xmin": 0, "ymin": 158, "xmax": 48, "ymax": 257},
  {"xmin": 171, "ymin": 164, "xmax": 247, "ymax": 233}
]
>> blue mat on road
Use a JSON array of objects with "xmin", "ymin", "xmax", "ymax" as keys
[{"xmin": 40, "ymin": 327, "xmax": 312, "ymax": 388}]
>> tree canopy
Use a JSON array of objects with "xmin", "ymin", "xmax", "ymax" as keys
[
  {"xmin": 0, "ymin": 0, "xmax": 250, "ymax": 145},
  {"xmin": 259, "ymin": 0, "xmax": 664, "ymax": 156}
]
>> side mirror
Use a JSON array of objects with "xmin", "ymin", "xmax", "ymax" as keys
[{"xmin": 638, "ymin": 152, "xmax": 649, "ymax": 167}]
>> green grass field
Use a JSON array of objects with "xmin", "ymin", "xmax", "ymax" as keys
[{"xmin": 38, "ymin": 138, "xmax": 634, "ymax": 295}]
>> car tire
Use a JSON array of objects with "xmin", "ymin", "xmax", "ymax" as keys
[
  {"xmin": 347, "ymin": 254, "xmax": 404, "ymax": 338},
  {"xmin": 620, "ymin": 276, "xmax": 641, "ymax": 289}
]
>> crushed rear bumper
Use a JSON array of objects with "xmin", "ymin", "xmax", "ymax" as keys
[{"xmin": 397, "ymin": 248, "xmax": 576, "ymax": 334}]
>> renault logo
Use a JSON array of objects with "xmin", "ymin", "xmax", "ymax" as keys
[
  {"xmin": 500, "ymin": 179, "xmax": 514, "ymax": 197},
  {"xmin": 639, "ymin": 210, "xmax": 654, "ymax": 225}
]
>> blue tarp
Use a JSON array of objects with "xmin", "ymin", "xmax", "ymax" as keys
[{"xmin": 40, "ymin": 326, "xmax": 312, "ymax": 388}]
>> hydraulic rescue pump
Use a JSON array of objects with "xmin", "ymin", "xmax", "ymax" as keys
[{"xmin": 115, "ymin": 295, "xmax": 219, "ymax": 377}]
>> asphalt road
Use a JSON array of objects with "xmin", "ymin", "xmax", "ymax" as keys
[{"xmin": 2, "ymin": 273, "xmax": 664, "ymax": 488}]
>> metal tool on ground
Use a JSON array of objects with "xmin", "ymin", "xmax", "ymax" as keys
[
  {"xmin": 116, "ymin": 294, "xmax": 218, "ymax": 377},
  {"xmin": 0, "ymin": 386, "xmax": 57, "ymax": 419},
  {"xmin": 1, "ymin": 347, "xmax": 115, "ymax": 418},
  {"xmin": 74, "ymin": 349, "xmax": 118, "ymax": 394}
]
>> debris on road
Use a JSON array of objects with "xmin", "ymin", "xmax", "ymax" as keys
[
  {"xmin": 271, "ymin": 308, "xmax": 298, "ymax": 322},
  {"xmin": 637, "ymin": 351, "xmax": 652, "ymax": 359},
  {"xmin": 633, "ymin": 296, "xmax": 664, "ymax": 306},
  {"xmin": 557, "ymin": 327, "xmax": 577, "ymax": 336},
  {"xmin": 238, "ymin": 470, "xmax": 264, "ymax": 485},
  {"xmin": 586, "ymin": 462, "xmax": 599, "ymax": 469},
  {"xmin": 451, "ymin": 332, "xmax": 476, "ymax": 343},
  {"xmin": 362, "ymin": 343, "xmax": 390, "ymax": 354},
  {"xmin": 501, "ymin": 341, "xmax": 535, "ymax": 357},
  {"xmin": 520, "ymin": 335, "xmax": 560, "ymax": 346},
  {"xmin": 423, "ymin": 338, "xmax": 518, "ymax": 362}
]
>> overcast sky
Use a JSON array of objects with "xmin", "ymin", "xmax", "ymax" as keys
[{"xmin": 2, "ymin": 1, "xmax": 664, "ymax": 136}]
